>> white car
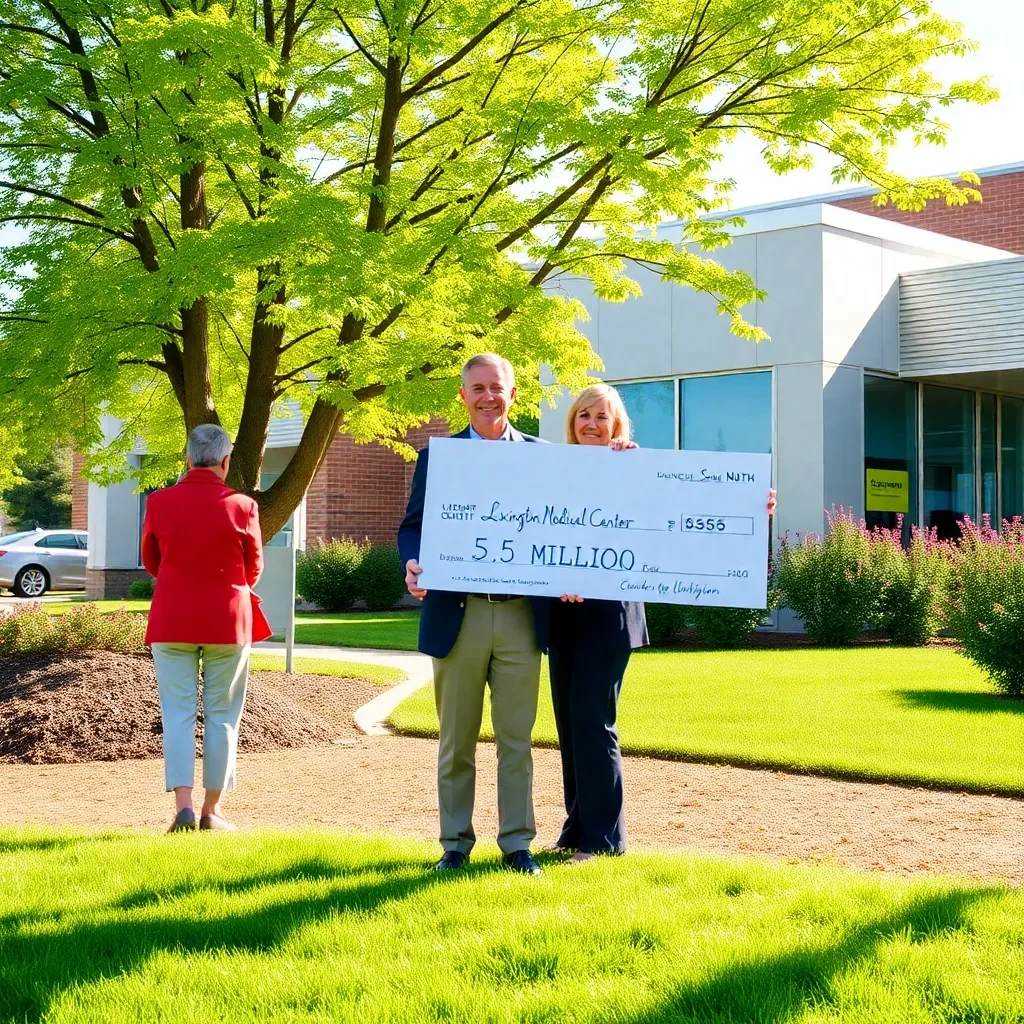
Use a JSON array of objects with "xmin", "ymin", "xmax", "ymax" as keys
[{"xmin": 0, "ymin": 529, "xmax": 89, "ymax": 597}]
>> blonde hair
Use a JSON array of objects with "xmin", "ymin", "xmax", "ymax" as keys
[{"xmin": 565, "ymin": 384, "xmax": 631, "ymax": 445}]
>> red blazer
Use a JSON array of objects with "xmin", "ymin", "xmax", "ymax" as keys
[{"xmin": 142, "ymin": 469, "xmax": 273, "ymax": 645}]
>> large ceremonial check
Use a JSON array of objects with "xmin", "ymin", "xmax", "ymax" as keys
[{"xmin": 417, "ymin": 438, "xmax": 772, "ymax": 608}]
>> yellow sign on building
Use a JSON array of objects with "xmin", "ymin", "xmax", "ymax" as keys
[{"xmin": 866, "ymin": 469, "xmax": 910, "ymax": 513}]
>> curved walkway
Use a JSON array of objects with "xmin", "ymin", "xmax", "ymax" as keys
[{"xmin": 253, "ymin": 641, "xmax": 432, "ymax": 735}]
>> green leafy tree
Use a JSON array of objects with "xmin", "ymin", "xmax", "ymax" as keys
[
  {"xmin": 1, "ymin": 447, "xmax": 73, "ymax": 530},
  {"xmin": 0, "ymin": 0, "xmax": 994, "ymax": 537}
]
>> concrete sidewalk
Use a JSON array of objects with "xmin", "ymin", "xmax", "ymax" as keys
[{"xmin": 254, "ymin": 641, "xmax": 432, "ymax": 735}]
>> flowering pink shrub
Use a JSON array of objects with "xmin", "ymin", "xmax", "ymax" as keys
[
  {"xmin": 944, "ymin": 516, "xmax": 1024, "ymax": 695},
  {"xmin": 0, "ymin": 602, "xmax": 147, "ymax": 656},
  {"xmin": 777, "ymin": 508, "xmax": 878, "ymax": 645},
  {"xmin": 867, "ymin": 517, "xmax": 951, "ymax": 646}
]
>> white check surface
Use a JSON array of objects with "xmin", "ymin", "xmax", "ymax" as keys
[{"xmin": 418, "ymin": 438, "xmax": 771, "ymax": 608}]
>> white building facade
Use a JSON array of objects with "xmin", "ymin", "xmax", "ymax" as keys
[{"xmin": 540, "ymin": 203, "xmax": 1023, "ymax": 624}]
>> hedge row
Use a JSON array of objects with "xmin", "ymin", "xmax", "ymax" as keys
[
  {"xmin": 774, "ymin": 509, "xmax": 1024, "ymax": 696},
  {"xmin": 0, "ymin": 603, "xmax": 147, "ymax": 656},
  {"xmin": 296, "ymin": 539, "xmax": 406, "ymax": 612}
]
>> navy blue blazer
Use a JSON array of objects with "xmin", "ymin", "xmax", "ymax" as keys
[
  {"xmin": 397, "ymin": 426, "xmax": 551, "ymax": 659},
  {"xmin": 550, "ymin": 597, "xmax": 648, "ymax": 652}
]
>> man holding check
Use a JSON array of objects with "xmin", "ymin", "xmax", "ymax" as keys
[{"xmin": 398, "ymin": 353, "xmax": 549, "ymax": 875}]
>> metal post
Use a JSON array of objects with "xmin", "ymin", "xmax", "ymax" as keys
[{"xmin": 284, "ymin": 529, "xmax": 296, "ymax": 675}]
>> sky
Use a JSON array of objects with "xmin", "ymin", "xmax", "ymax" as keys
[{"xmin": 718, "ymin": 0, "xmax": 1024, "ymax": 209}]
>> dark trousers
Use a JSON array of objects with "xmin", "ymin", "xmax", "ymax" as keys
[{"xmin": 548, "ymin": 640, "xmax": 631, "ymax": 854}]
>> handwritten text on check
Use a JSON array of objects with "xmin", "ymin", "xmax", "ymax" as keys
[{"xmin": 417, "ymin": 438, "xmax": 772, "ymax": 608}]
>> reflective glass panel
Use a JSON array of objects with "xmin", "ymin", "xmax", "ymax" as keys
[
  {"xmin": 1002, "ymin": 396, "xmax": 1024, "ymax": 523},
  {"xmin": 981, "ymin": 393, "xmax": 997, "ymax": 525},
  {"xmin": 922, "ymin": 385, "xmax": 975, "ymax": 539},
  {"xmin": 615, "ymin": 380, "xmax": 676, "ymax": 449},
  {"xmin": 864, "ymin": 376, "xmax": 918, "ymax": 544},
  {"xmin": 680, "ymin": 372, "xmax": 772, "ymax": 454}
]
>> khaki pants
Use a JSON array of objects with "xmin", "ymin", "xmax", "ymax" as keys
[
  {"xmin": 151, "ymin": 643, "xmax": 250, "ymax": 792},
  {"xmin": 432, "ymin": 596, "xmax": 541, "ymax": 856}
]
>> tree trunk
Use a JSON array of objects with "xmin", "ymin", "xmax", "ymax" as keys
[
  {"xmin": 255, "ymin": 397, "xmax": 342, "ymax": 539},
  {"xmin": 179, "ymin": 160, "xmax": 219, "ymax": 432},
  {"xmin": 228, "ymin": 269, "xmax": 285, "ymax": 493}
]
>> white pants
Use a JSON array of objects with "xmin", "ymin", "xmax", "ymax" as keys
[{"xmin": 151, "ymin": 643, "xmax": 250, "ymax": 792}]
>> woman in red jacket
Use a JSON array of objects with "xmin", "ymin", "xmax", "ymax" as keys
[{"xmin": 142, "ymin": 424, "xmax": 272, "ymax": 833}]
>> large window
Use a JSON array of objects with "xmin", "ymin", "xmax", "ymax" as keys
[
  {"xmin": 1002, "ymin": 396, "xmax": 1024, "ymax": 522},
  {"xmin": 616, "ymin": 380, "xmax": 675, "ymax": 449},
  {"xmin": 923, "ymin": 385, "xmax": 975, "ymax": 539},
  {"xmin": 864, "ymin": 376, "xmax": 917, "ymax": 542},
  {"xmin": 679, "ymin": 371, "xmax": 772, "ymax": 454},
  {"xmin": 981, "ymin": 393, "xmax": 998, "ymax": 524}
]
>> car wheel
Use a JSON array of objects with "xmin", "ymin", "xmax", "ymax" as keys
[{"xmin": 14, "ymin": 566, "xmax": 49, "ymax": 599}]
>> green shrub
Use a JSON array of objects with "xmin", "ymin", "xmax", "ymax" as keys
[
  {"xmin": 353, "ymin": 543, "xmax": 406, "ymax": 612},
  {"xmin": 0, "ymin": 602, "xmax": 147, "ymax": 656},
  {"xmin": 944, "ymin": 517, "xmax": 1024, "ymax": 696},
  {"xmin": 644, "ymin": 604, "xmax": 689, "ymax": 646},
  {"xmin": 687, "ymin": 606, "xmax": 763, "ymax": 648},
  {"xmin": 868, "ymin": 522, "xmax": 950, "ymax": 646},
  {"xmin": 296, "ymin": 538, "xmax": 364, "ymax": 611},
  {"xmin": 777, "ymin": 508, "xmax": 878, "ymax": 646},
  {"xmin": 128, "ymin": 576, "xmax": 155, "ymax": 599}
]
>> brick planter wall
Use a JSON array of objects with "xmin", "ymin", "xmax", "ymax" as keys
[{"xmin": 85, "ymin": 568, "xmax": 151, "ymax": 600}]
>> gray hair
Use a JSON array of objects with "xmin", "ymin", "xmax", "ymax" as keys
[
  {"xmin": 187, "ymin": 423, "xmax": 233, "ymax": 468},
  {"xmin": 461, "ymin": 352, "xmax": 515, "ymax": 387}
]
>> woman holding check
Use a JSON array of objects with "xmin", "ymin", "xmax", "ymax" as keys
[
  {"xmin": 552, "ymin": 385, "xmax": 777, "ymax": 862},
  {"xmin": 550, "ymin": 384, "xmax": 648, "ymax": 861}
]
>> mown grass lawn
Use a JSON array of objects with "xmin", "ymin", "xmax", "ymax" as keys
[
  {"xmin": 249, "ymin": 653, "xmax": 405, "ymax": 687},
  {"xmin": 1, "ymin": 829, "xmax": 1021, "ymax": 1024},
  {"xmin": 390, "ymin": 646, "xmax": 1024, "ymax": 796},
  {"xmin": 42, "ymin": 598, "xmax": 153, "ymax": 615},
  {"xmin": 270, "ymin": 610, "xmax": 420, "ymax": 651},
  {"xmin": 42, "ymin": 601, "xmax": 421, "ymax": 651}
]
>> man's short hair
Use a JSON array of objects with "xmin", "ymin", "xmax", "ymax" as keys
[
  {"xmin": 461, "ymin": 352, "xmax": 515, "ymax": 387},
  {"xmin": 187, "ymin": 423, "xmax": 233, "ymax": 468}
]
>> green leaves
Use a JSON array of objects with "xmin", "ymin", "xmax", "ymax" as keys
[{"xmin": 0, "ymin": 0, "xmax": 996, "ymax": 521}]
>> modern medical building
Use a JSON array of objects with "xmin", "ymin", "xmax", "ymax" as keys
[
  {"xmin": 539, "ymin": 166, "xmax": 1024, "ymax": 555},
  {"xmin": 76, "ymin": 163, "xmax": 1024, "ymax": 601}
]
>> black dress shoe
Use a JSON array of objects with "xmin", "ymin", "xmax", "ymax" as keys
[
  {"xmin": 502, "ymin": 850, "xmax": 542, "ymax": 875},
  {"xmin": 435, "ymin": 851, "xmax": 468, "ymax": 871},
  {"xmin": 167, "ymin": 808, "xmax": 196, "ymax": 834}
]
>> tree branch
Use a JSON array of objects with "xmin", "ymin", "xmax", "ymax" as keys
[
  {"xmin": 334, "ymin": 13, "xmax": 386, "ymax": 76},
  {"xmin": 0, "ymin": 20, "xmax": 70, "ymax": 48},
  {"xmin": 403, "ymin": 1, "xmax": 528, "ymax": 99},
  {"xmin": 0, "ymin": 180, "xmax": 104, "ymax": 219},
  {"xmin": 0, "ymin": 213, "xmax": 134, "ymax": 242}
]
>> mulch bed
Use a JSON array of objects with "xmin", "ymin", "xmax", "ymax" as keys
[{"xmin": 0, "ymin": 651, "xmax": 380, "ymax": 765}]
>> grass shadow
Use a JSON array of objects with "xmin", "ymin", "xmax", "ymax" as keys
[
  {"xmin": 0, "ymin": 849, "xmax": 501, "ymax": 1023},
  {"xmin": 894, "ymin": 689, "xmax": 1024, "ymax": 716},
  {"xmin": 631, "ymin": 887, "xmax": 998, "ymax": 1023},
  {"xmin": 0, "ymin": 833, "xmax": 121, "ymax": 856}
]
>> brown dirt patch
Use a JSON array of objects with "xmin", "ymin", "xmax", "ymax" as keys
[
  {"xmin": 0, "ymin": 651, "xmax": 378, "ymax": 765},
  {"xmin": 2, "ymin": 738, "xmax": 1024, "ymax": 884}
]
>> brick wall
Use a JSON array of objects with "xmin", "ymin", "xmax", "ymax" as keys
[
  {"xmin": 305, "ymin": 420, "xmax": 450, "ymax": 546},
  {"xmin": 85, "ymin": 567, "xmax": 150, "ymax": 600},
  {"xmin": 71, "ymin": 453, "xmax": 89, "ymax": 530},
  {"xmin": 833, "ymin": 167, "xmax": 1024, "ymax": 254}
]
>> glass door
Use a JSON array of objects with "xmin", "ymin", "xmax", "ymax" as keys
[{"xmin": 922, "ymin": 385, "xmax": 976, "ymax": 540}]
